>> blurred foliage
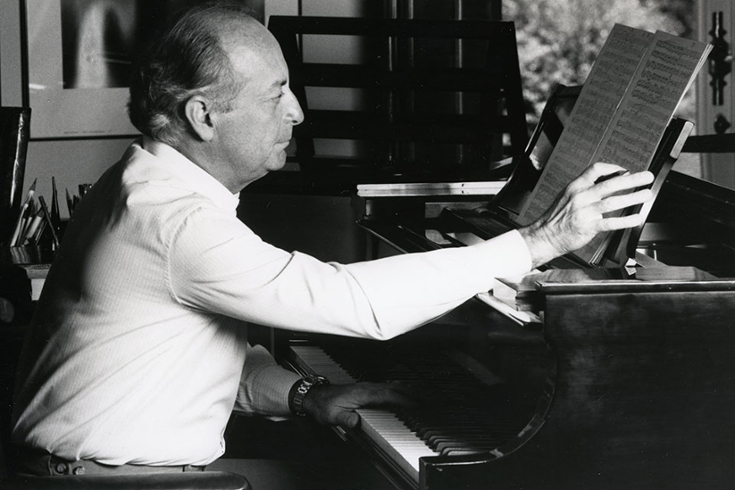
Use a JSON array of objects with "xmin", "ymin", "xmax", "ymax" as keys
[{"xmin": 503, "ymin": 0, "xmax": 695, "ymax": 127}]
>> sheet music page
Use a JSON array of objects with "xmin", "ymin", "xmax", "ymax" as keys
[
  {"xmin": 591, "ymin": 31, "xmax": 711, "ymax": 171},
  {"xmin": 574, "ymin": 31, "xmax": 712, "ymax": 263},
  {"xmin": 518, "ymin": 25, "xmax": 653, "ymax": 225},
  {"xmin": 516, "ymin": 23, "xmax": 711, "ymax": 265}
]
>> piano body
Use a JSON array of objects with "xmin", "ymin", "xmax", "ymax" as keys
[
  {"xmin": 283, "ymin": 87, "xmax": 735, "ymax": 489},
  {"xmin": 257, "ymin": 16, "xmax": 735, "ymax": 489}
]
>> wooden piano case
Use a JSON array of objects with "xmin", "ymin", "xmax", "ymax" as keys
[{"xmin": 415, "ymin": 278, "xmax": 735, "ymax": 490}]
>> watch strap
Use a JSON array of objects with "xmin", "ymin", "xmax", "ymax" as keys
[{"xmin": 289, "ymin": 374, "xmax": 329, "ymax": 416}]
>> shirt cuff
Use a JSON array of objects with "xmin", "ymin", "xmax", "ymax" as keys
[
  {"xmin": 248, "ymin": 365, "xmax": 302, "ymax": 414},
  {"xmin": 235, "ymin": 345, "xmax": 303, "ymax": 416},
  {"xmin": 470, "ymin": 229, "xmax": 533, "ymax": 281}
]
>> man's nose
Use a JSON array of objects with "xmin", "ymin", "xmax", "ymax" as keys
[{"xmin": 286, "ymin": 91, "xmax": 304, "ymax": 125}]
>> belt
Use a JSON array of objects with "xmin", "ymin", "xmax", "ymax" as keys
[{"xmin": 12, "ymin": 447, "xmax": 207, "ymax": 477}]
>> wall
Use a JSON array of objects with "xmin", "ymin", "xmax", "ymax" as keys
[
  {"xmin": 1, "ymin": 1, "xmax": 134, "ymax": 218},
  {"xmin": 0, "ymin": 0, "xmax": 371, "ymax": 219},
  {"xmin": 3, "ymin": 0, "xmax": 716, "ymax": 212},
  {"xmin": 1, "ymin": 1, "xmax": 370, "ymax": 265}
]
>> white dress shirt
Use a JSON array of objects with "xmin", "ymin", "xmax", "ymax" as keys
[{"xmin": 12, "ymin": 138, "xmax": 532, "ymax": 466}]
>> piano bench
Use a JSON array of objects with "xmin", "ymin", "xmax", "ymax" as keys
[{"xmin": 0, "ymin": 471, "xmax": 250, "ymax": 490}]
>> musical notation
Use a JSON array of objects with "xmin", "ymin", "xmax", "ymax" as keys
[{"xmin": 516, "ymin": 24, "xmax": 711, "ymax": 265}]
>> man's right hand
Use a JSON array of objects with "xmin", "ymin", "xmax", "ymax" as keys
[
  {"xmin": 301, "ymin": 382, "xmax": 414, "ymax": 429},
  {"xmin": 519, "ymin": 162, "xmax": 654, "ymax": 268}
]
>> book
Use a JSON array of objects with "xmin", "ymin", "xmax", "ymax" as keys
[
  {"xmin": 491, "ymin": 268, "xmax": 629, "ymax": 314},
  {"xmin": 492, "ymin": 273, "xmax": 543, "ymax": 312},
  {"xmin": 517, "ymin": 25, "xmax": 712, "ymax": 265},
  {"xmin": 475, "ymin": 292, "xmax": 542, "ymax": 327},
  {"xmin": 490, "ymin": 267, "xmax": 638, "ymax": 320}
]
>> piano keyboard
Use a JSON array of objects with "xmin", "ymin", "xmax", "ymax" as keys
[
  {"xmin": 290, "ymin": 345, "xmax": 439, "ymax": 482},
  {"xmin": 290, "ymin": 343, "xmax": 532, "ymax": 484}
]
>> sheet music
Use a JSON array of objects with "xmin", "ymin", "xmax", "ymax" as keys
[
  {"xmin": 516, "ymin": 24, "xmax": 711, "ymax": 265},
  {"xmin": 574, "ymin": 31, "xmax": 711, "ymax": 263},
  {"xmin": 518, "ymin": 25, "xmax": 653, "ymax": 224},
  {"xmin": 592, "ymin": 31, "xmax": 710, "ymax": 170}
]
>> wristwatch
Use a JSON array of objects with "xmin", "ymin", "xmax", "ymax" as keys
[{"xmin": 289, "ymin": 374, "xmax": 329, "ymax": 417}]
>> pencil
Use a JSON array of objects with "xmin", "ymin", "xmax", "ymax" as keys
[
  {"xmin": 38, "ymin": 196, "xmax": 60, "ymax": 249},
  {"xmin": 30, "ymin": 219, "xmax": 46, "ymax": 245},
  {"xmin": 21, "ymin": 209, "xmax": 44, "ymax": 245},
  {"xmin": 66, "ymin": 189, "xmax": 74, "ymax": 216},
  {"xmin": 51, "ymin": 176, "xmax": 60, "ymax": 231}
]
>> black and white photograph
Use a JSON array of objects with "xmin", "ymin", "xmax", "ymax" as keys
[
  {"xmin": 59, "ymin": 0, "xmax": 137, "ymax": 90},
  {"xmin": 2, "ymin": 1, "xmax": 735, "ymax": 489}
]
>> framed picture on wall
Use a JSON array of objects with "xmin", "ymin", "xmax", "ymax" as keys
[{"xmin": 22, "ymin": 0, "xmax": 264, "ymax": 140}]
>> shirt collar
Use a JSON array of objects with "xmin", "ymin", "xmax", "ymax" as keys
[{"xmin": 140, "ymin": 137, "xmax": 240, "ymax": 212}]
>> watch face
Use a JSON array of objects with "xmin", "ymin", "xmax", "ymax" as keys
[{"xmin": 305, "ymin": 375, "xmax": 329, "ymax": 386}]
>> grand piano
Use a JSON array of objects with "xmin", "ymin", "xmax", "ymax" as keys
[
  {"xmin": 247, "ymin": 16, "xmax": 735, "ymax": 490},
  {"xmin": 280, "ymin": 85, "xmax": 735, "ymax": 489}
]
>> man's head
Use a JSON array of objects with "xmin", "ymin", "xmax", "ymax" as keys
[{"xmin": 128, "ymin": 1, "xmax": 303, "ymax": 191}]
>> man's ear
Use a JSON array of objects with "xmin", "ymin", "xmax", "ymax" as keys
[{"xmin": 184, "ymin": 95, "xmax": 215, "ymax": 141}]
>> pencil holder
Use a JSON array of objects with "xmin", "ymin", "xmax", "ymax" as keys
[{"xmin": 8, "ymin": 243, "xmax": 54, "ymax": 265}]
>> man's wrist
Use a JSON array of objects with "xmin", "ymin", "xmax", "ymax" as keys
[
  {"xmin": 518, "ymin": 223, "xmax": 557, "ymax": 269},
  {"xmin": 288, "ymin": 374, "xmax": 329, "ymax": 416}
]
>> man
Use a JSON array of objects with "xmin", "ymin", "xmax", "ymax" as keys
[{"xmin": 11, "ymin": 0, "xmax": 653, "ymax": 484}]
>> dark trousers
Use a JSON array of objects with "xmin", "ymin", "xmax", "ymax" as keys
[{"xmin": 10, "ymin": 416, "xmax": 394, "ymax": 490}]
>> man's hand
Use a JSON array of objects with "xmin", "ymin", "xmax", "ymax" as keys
[
  {"xmin": 300, "ymin": 382, "xmax": 413, "ymax": 429},
  {"xmin": 519, "ymin": 162, "xmax": 654, "ymax": 268}
]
